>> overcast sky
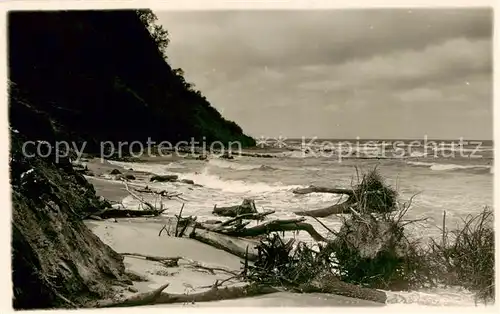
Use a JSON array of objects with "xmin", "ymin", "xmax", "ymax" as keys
[{"xmin": 156, "ymin": 9, "xmax": 492, "ymax": 140}]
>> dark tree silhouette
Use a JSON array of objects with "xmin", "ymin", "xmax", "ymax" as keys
[{"xmin": 136, "ymin": 9, "xmax": 170, "ymax": 59}]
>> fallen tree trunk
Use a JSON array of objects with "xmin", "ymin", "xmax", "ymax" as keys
[
  {"xmin": 154, "ymin": 283, "xmax": 278, "ymax": 304},
  {"xmin": 92, "ymin": 208, "xmax": 166, "ymax": 219},
  {"xmin": 98, "ymin": 283, "xmax": 278, "ymax": 307},
  {"xmin": 122, "ymin": 180, "xmax": 157, "ymax": 211},
  {"xmin": 158, "ymin": 209, "xmax": 328, "ymax": 261},
  {"xmin": 220, "ymin": 211, "xmax": 275, "ymax": 224},
  {"xmin": 189, "ymin": 227, "xmax": 260, "ymax": 261},
  {"xmin": 84, "ymin": 207, "xmax": 166, "ymax": 219},
  {"xmin": 131, "ymin": 185, "xmax": 187, "ymax": 201},
  {"xmin": 298, "ymin": 273, "xmax": 387, "ymax": 304},
  {"xmin": 82, "ymin": 180, "xmax": 167, "ymax": 219},
  {"xmin": 96, "ymin": 276, "xmax": 386, "ymax": 307},
  {"xmin": 120, "ymin": 253, "xmax": 181, "ymax": 267},
  {"xmin": 213, "ymin": 199, "xmax": 258, "ymax": 217},
  {"xmin": 96, "ymin": 283, "xmax": 170, "ymax": 307},
  {"xmin": 294, "ymin": 200, "xmax": 356, "ymax": 217},
  {"xmin": 150, "ymin": 174, "xmax": 178, "ymax": 182},
  {"xmin": 293, "ymin": 186, "xmax": 354, "ymax": 196},
  {"xmin": 192, "ymin": 216, "xmax": 328, "ymax": 242},
  {"xmin": 120, "ymin": 253, "xmax": 239, "ymax": 276},
  {"xmin": 224, "ymin": 218, "xmax": 328, "ymax": 242},
  {"xmin": 293, "ymin": 185, "xmax": 356, "ymax": 217}
]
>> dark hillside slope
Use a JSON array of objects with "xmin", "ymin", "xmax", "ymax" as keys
[
  {"xmin": 10, "ymin": 129, "xmax": 130, "ymax": 309},
  {"xmin": 9, "ymin": 10, "xmax": 255, "ymax": 150},
  {"xmin": 9, "ymin": 10, "xmax": 254, "ymax": 309}
]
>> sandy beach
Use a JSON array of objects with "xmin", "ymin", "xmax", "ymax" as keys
[
  {"xmin": 85, "ymin": 218, "xmax": 384, "ymax": 307},
  {"xmin": 84, "ymin": 158, "xmax": 385, "ymax": 307}
]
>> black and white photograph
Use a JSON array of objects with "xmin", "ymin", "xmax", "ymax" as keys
[{"xmin": 5, "ymin": 2, "xmax": 495, "ymax": 310}]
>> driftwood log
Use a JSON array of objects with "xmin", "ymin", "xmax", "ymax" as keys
[
  {"xmin": 160, "ymin": 203, "xmax": 329, "ymax": 259},
  {"xmin": 90, "ymin": 208, "xmax": 166, "ymax": 219},
  {"xmin": 150, "ymin": 174, "xmax": 178, "ymax": 182},
  {"xmin": 163, "ymin": 212, "xmax": 328, "ymax": 261},
  {"xmin": 96, "ymin": 283, "xmax": 278, "ymax": 307},
  {"xmin": 189, "ymin": 227, "xmax": 260, "ymax": 261},
  {"xmin": 223, "ymin": 218, "xmax": 328, "ymax": 242},
  {"xmin": 170, "ymin": 218, "xmax": 328, "ymax": 259},
  {"xmin": 96, "ymin": 283, "xmax": 171, "ymax": 307},
  {"xmin": 84, "ymin": 180, "xmax": 167, "ymax": 219},
  {"xmin": 142, "ymin": 209, "xmax": 389, "ymax": 306},
  {"xmin": 293, "ymin": 186, "xmax": 356, "ymax": 217},
  {"xmin": 121, "ymin": 180, "xmax": 159, "ymax": 211},
  {"xmin": 298, "ymin": 273, "xmax": 387, "ymax": 304},
  {"xmin": 132, "ymin": 185, "xmax": 186, "ymax": 200},
  {"xmin": 120, "ymin": 253, "xmax": 238, "ymax": 275},
  {"xmin": 154, "ymin": 284, "xmax": 277, "ymax": 304},
  {"xmin": 213, "ymin": 199, "xmax": 258, "ymax": 217},
  {"xmin": 219, "ymin": 211, "xmax": 275, "ymax": 225},
  {"xmin": 96, "ymin": 275, "xmax": 386, "ymax": 307}
]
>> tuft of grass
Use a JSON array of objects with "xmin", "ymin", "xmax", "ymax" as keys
[
  {"xmin": 246, "ymin": 233, "xmax": 296, "ymax": 286},
  {"xmin": 428, "ymin": 207, "xmax": 494, "ymax": 303},
  {"xmin": 245, "ymin": 233, "xmax": 334, "ymax": 287},
  {"xmin": 353, "ymin": 167, "xmax": 398, "ymax": 214}
]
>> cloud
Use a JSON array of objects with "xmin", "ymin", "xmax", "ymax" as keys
[
  {"xmin": 297, "ymin": 37, "xmax": 492, "ymax": 93},
  {"xmin": 159, "ymin": 9, "xmax": 491, "ymax": 69},
  {"xmin": 156, "ymin": 9, "xmax": 493, "ymax": 139},
  {"xmin": 396, "ymin": 88, "xmax": 444, "ymax": 102}
]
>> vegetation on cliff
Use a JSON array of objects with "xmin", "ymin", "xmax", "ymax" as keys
[
  {"xmin": 10, "ymin": 130, "xmax": 131, "ymax": 309},
  {"xmin": 9, "ymin": 10, "xmax": 255, "ymax": 152}
]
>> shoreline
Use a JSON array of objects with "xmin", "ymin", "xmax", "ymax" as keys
[
  {"xmin": 82, "ymin": 156, "xmax": 491, "ymax": 307},
  {"xmin": 84, "ymin": 158, "xmax": 386, "ymax": 306}
]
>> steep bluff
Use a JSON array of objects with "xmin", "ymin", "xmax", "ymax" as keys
[
  {"xmin": 9, "ymin": 10, "xmax": 255, "ymax": 309},
  {"xmin": 9, "ymin": 10, "xmax": 255, "ymax": 151},
  {"xmin": 10, "ymin": 129, "xmax": 130, "ymax": 309}
]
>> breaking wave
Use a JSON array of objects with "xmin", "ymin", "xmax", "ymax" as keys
[
  {"xmin": 406, "ymin": 161, "xmax": 491, "ymax": 172},
  {"xmin": 207, "ymin": 159, "xmax": 265, "ymax": 171},
  {"xmin": 178, "ymin": 167, "xmax": 302, "ymax": 193}
]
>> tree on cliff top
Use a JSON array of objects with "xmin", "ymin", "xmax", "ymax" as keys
[{"xmin": 137, "ymin": 9, "xmax": 170, "ymax": 60}]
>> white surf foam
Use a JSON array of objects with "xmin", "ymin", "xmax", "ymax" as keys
[
  {"xmin": 409, "ymin": 151, "xmax": 427, "ymax": 157},
  {"xmin": 106, "ymin": 160, "xmax": 303, "ymax": 193},
  {"xmin": 107, "ymin": 160, "xmax": 184, "ymax": 173},
  {"xmin": 207, "ymin": 158, "xmax": 261, "ymax": 171},
  {"xmin": 208, "ymin": 158, "xmax": 320, "ymax": 172},
  {"xmin": 178, "ymin": 167, "xmax": 302, "ymax": 193},
  {"xmin": 279, "ymin": 151, "xmax": 312, "ymax": 158},
  {"xmin": 407, "ymin": 161, "xmax": 491, "ymax": 171},
  {"xmin": 432, "ymin": 147, "xmax": 492, "ymax": 153},
  {"xmin": 385, "ymin": 285, "xmax": 479, "ymax": 306}
]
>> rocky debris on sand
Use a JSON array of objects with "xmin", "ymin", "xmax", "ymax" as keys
[
  {"xmin": 150, "ymin": 174, "xmax": 178, "ymax": 182},
  {"xmin": 124, "ymin": 174, "xmax": 136, "ymax": 180},
  {"xmin": 110, "ymin": 169, "xmax": 122, "ymax": 175},
  {"xmin": 213, "ymin": 198, "xmax": 258, "ymax": 217},
  {"xmin": 221, "ymin": 152, "xmax": 234, "ymax": 160}
]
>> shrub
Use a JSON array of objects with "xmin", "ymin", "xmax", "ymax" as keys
[{"xmin": 246, "ymin": 234, "xmax": 328, "ymax": 286}]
